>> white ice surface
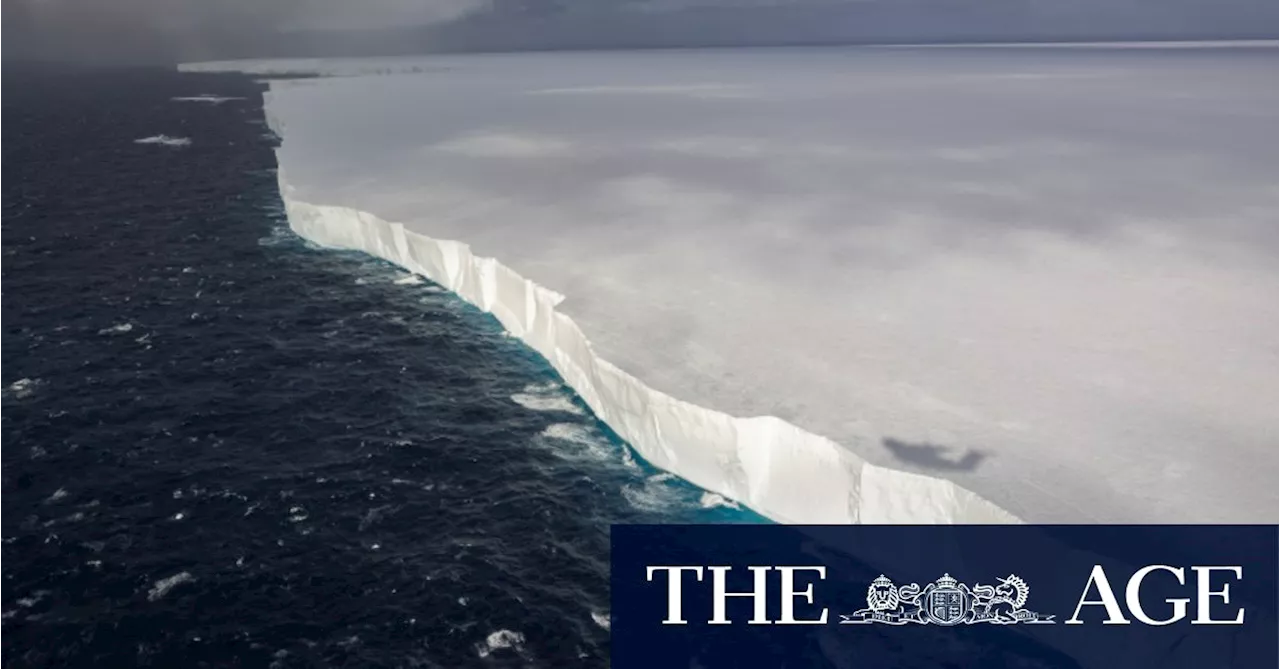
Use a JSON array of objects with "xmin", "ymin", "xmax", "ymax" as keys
[{"xmin": 195, "ymin": 46, "xmax": 1276, "ymax": 523}]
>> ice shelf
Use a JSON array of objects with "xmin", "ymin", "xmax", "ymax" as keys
[
  {"xmin": 197, "ymin": 45, "xmax": 1276, "ymax": 523},
  {"xmin": 276, "ymin": 170, "xmax": 1018, "ymax": 524}
]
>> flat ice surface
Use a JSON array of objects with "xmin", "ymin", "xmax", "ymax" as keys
[{"xmin": 219, "ymin": 46, "xmax": 1276, "ymax": 522}]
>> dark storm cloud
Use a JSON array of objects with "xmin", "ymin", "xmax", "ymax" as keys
[{"xmin": 3, "ymin": 0, "xmax": 1276, "ymax": 64}]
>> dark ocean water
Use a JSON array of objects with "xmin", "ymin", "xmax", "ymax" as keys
[{"xmin": 1, "ymin": 68, "xmax": 758, "ymax": 668}]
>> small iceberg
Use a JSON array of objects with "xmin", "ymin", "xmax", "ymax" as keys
[
  {"xmin": 134, "ymin": 135, "xmax": 191, "ymax": 147},
  {"xmin": 171, "ymin": 95, "xmax": 243, "ymax": 104}
]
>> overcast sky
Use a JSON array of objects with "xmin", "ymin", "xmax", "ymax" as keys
[{"xmin": 4, "ymin": 0, "xmax": 1276, "ymax": 64}]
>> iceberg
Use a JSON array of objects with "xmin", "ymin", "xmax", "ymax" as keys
[
  {"xmin": 134, "ymin": 135, "xmax": 191, "ymax": 147},
  {"xmin": 190, "ymin": 45, "xmax": 1276, "ymax": 524},
  {"xmin": 171, "ymin": 94, "xmax": 245, "ymax": 104}
]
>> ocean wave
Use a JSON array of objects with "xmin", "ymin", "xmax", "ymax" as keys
[
  {"xmin": 4, "ymin": 378, "xmax": 41, "ymax": 399},
  {"xmin": 539, "ymin": 423, "xmax": 613, "ymax": 461},
  {"xmin": 392, "ymin": 274, "xmax": 424, "ymax": 285},
  {"xmin": 475, "ymin": 629, "xmax": 525, "ymax": 658},
  {"xmin": 590, "ymin": 610, "xmax": 611, "ymax": 630},
  {"xmin": 147, "ymin": 572, "xmax": 195, "ymax": 601},
  {"xmin": 621, "ymin": 473, "xmax": 688, "ymax": 513},
  {"xmin": 699, "ymin": 492, "xmax": 742, "ymax": 510},
  {"xmin": 510, "ymin": 382, "xmax": 585, "ymax": 415}
]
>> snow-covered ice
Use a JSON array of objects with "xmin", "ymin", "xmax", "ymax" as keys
[{"xmin": 192, "ymin": 45, "xmax": 1277, "ymax": 524}]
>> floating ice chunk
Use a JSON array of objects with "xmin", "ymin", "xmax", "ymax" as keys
[
  {"xmin": 148, "ymin": 572, "xmax": 195, "ymax": 601},
  {"xmin": 393, "ymin": 274, "xmax": 424, "ymax": 285},
  {"xmin": 476, "ymin": 630, "xmax": 525, "ymax": 658},
  {"xmin": 171, "ymin": 94, "xmax": 244, "ymax": 104},
  {"xmin": 134, "ymin": 135, "xmax": 191, "ymax": 147}
]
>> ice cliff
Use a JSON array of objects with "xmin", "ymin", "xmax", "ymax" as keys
[{"xmin": 273, "ymin": 168, "xmax": 1017, "ymax": 524}]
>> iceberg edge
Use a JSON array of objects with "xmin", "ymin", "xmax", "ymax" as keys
[{"xmin": 269, "ymin": 149, "xmax": 1018, "ymax": 525}]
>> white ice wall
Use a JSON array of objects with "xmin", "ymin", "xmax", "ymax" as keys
[{"xmin": 278, "ymin": 168, "xmax": 1018, "ymax": 523}]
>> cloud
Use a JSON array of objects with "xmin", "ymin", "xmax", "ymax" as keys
[{"xmin": 4, "ymin": 1, "xmax": 1276, "ymax": 64}]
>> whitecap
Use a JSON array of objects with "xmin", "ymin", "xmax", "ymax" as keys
[
  {"xmin": 16, "ymin": 591, "xmax": 49, "ymax": 608},
  {"xmin": 148, "ymin": 572, "xmax": 195, "ymax": 601},
  {"xmin": 134, "ymin": 135, "xmax": 191, "ymax": 147},
  {"xmin": 699, "ymin": 492, "xmax": 742, "ymax": 510},
  {"xmin": 5, "ymin": 378, "xmax": 40, "ymax": 399},
  {"xmin": 45, "ymin": 488, "xmax": 69, "ymax": 504},
  {"xmin": 621, "ymin": 485, "xmax": 666, "ymax": 512},
  {"xmin": 476, "ymin": 630, "xmax": 525, "ymax": 658},
  {"xmin": 620, "ymin": 447, "xmax": 639, "ymax": 471},
  {"xmin": 97, "ymin": 323, "xmax": 134, "ymax": 335},
  {"xmin": 539, "ymin": 423, "xmax": 611, "ymax": 460},
  {"xmin": 510, "ymin": 382, "xmax": 584, "ymax": 415},
  {"xmin": 590, "ymin": 610, "xmax": 611, "ymax": 630},
  {"xmin": 621, "ymin": 475, "xmax": 685, "ymax": 513},
  {"xmin": 393, "ymin": 274, "xmax": 423, "ymax": 285}
]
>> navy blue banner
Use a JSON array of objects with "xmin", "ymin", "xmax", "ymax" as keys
[{"xmin": 611, "ymin": 525, "xmax": 1277, "ymax": 669}]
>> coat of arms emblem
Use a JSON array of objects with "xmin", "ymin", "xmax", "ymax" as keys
[{"xmin": 840, "ymin": 573, "xmax": 1054, "ymax": 626}]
